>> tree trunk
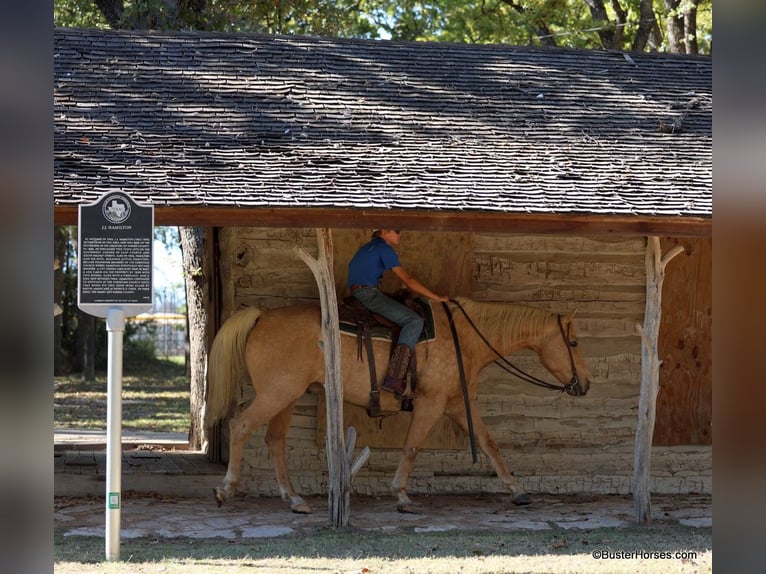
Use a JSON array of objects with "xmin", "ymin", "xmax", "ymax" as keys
[
  {"xmin": 72, "ymin": 309, "xmax": 95, "ymax": 380},
  {"xmin": 82, "ymin": 314, "xmax": 96, "ymax": 381},
  {"xmin": 632, "ymin": 237, "xmax": 684, "ymax": 525},
  {"xmin": 499, "ymin": 0, "xmax": 557, "ymax": 47},
  {"xmin": 632, "ymin": 0, "xmax": 658, "ymax": 51},
  {"xmin": 54, "ymin": 228, "xmax": 67, "ymax": 374},
  {"xmin": 179, "ymin": 0, "xmax": 209, "ymax": 29},
  {"xmin": 94, "ymin": 0, "xmax": 124, "ymax": 28},
  {"xmin": 179, "ymin": 226, "xmax": 208, "ymax": 451},
  {"xmin": 684, "ymin": 0, "xmax": 699, "ymax": 54},
  {"xmin": 664, "ymin": 0, "xmax": 685, "ymax": 53},
  {"xmin": 609, "ymin": 0, "xmax": 628, "ymax": 48},
  {"xmin": 295, "ymin": 229, "xmax": 351, "ymax": 527},
  {"xmin": 583, "ymin": 0, "xmax": 616, "ymax": 49}
]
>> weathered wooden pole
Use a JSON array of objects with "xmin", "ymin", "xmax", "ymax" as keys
[
  {"xmin": 632, "ymin": 236, "xmax": 684, "ymax": 525},
  {"xmin": 295, "ymin": 228, "xmax": 369, "ymax": 528}
]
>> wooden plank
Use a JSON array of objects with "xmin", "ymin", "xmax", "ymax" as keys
[
  {"xmin": 295, "ymin": 228, "xmax": 351, "ymax": 527},
  {"xmin": 473, "ymin": 234, "xmax": 645, "ymax": 255},
  {"xmin": 55, "ymin": 205, "xmax": 713, "ymax": 237},
  {"xmin": 473, "ymin": 257, "xmax": 645, "ymax": 285},
  {"xmin": 654, "ymin": 237, "xmax": 712, "ymax": 446},
  {"xmin": 468, "ymin": 296, "xmax": 645, "ymax": 319},
  {"xmin": 632, "ymin": 237, "xmax": 684, "ymax": 525},
  {"xmin": 471, "ymin": 285, "xmax": 646, "ymax": 301},
  {"xmin": 298, "ymin": 229, "xmax": 351, "ymax": 527},
  {"xmin": 574, "ymin": 318, "xmax": 648, "ymax": 338}
]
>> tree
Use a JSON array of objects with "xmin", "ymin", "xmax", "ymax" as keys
[
  {"xmin": 55, "ymin": 0, "xmax": 712, "ymax": 54},
  {"xmin": 664, "ymin": 0, "xmax": 702, "ymax": 54},
  {"xmin": 179, "ymin": 227, "xmax": 208, "ymax": 450},
  {"xmin": 54, "ymin": 225, "xmax": 77, "ymax": 375}
]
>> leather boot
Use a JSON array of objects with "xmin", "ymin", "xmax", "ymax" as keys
[{"xmin": 382, "ymin": 344, "xmax": 412, "ymax": 398}]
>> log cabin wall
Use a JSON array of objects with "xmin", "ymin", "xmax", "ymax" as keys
[
  {"xmin": 655, "ymin": 237, "xmax": 713, "ymax": 446},
  {"xmin": 217, "ymin": 227, "xmax": 711, "ymax": 497}
]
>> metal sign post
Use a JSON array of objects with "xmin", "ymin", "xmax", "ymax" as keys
[
  {"xmin": 105, "ymin": 307, "xmax": 125, "ymax": 558},
  {"xmin": 77, "ymin": 191, "xmax": 153, "ymax": 561}
]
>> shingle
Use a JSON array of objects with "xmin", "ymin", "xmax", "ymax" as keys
[{"xmin": 54, "ymin": 28, "xmax": 712, "ymax": 218}]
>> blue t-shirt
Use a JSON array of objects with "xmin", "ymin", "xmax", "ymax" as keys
[{"xmin": 347, "ymin": 237, "xmax": 401, "ymax": 287}]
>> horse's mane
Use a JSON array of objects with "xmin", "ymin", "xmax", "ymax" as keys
[{"xmin": 453, "ymin": 297, "xmax": 551, "ymax": 347}]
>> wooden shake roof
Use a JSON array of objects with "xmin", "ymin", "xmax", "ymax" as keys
[{"xmin": 54, "ymin": 28, "xmax": 711, "ymax": 235}]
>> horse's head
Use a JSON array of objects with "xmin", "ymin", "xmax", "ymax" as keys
[{"xmin": 539, "ymin": 309, "xmax": 592, "ymax": 397}]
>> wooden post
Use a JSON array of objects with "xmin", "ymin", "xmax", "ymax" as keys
[
  {"xmin": 632, "ymin": 236, "xmax": 684, "ymax": 525},
  {"xmin": 295, "ymin": 228, "xmax": 369, "ymax": 528}
]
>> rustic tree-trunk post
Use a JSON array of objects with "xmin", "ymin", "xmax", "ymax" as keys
[
  {"xmin": 295, "ymin": 228, "xmax": 351, "ymax": 527},
  {"xmin": 179, "ymin": 226, "xmax": 208, "ymax": 451},
  {"xmin": 632, "ymin": 236, "xmax": 684, "ymax": 524}
]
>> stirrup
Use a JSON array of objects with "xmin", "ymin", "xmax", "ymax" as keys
[{"xmin": 382, "ymin": 379, "xmax": 406, "ymax": 399}]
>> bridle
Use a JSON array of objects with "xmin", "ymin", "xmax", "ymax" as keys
[
  {"xmin": 441, "ymin": 299, "xmax": 584, "ymax": 464},
  {"xmin": 448, "ymin": 299, "xmax": 584, "ymax": 396}
]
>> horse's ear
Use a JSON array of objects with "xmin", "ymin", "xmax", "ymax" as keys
[{"xmin": 564, "ymin": 308, "xmax": 579, "ymax": 324}]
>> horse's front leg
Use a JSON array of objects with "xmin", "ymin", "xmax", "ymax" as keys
[
  {"xmin": 392, "ymin": 396, "xmax": 447, "ymax": 513},
  {"xmin": 445, "ymin": 399, "xmax": 530, "ymax": 505},
  {"xmin": 265, "ymin": 403, "xmax": 312, "ymax": 514}
]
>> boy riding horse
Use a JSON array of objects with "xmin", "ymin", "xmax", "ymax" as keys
[{"xmin": 347, "ymin": 229, "xmax": 449, "ymax": 396}]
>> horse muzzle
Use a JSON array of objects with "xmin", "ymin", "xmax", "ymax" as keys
[{"xmin": 564, "ymin": 376, "xmax": 587, "ymax": 397}]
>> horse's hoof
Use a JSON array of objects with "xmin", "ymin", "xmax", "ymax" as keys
[
  {"xmin": 213, "ymin": 487, "xmax": 225, "ymax": 508},
  {"xmin": 291, "ymin": 502, "xmax": 313, "ymax": 514},
  {"xmin": 397, "ymin": 503, "xmax": 417, "ymax": 514},
  {"xmin": 512, "ymin": 492, "xmax": 531, "ymax": 506}
]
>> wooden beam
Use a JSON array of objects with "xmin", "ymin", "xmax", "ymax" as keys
[
  {"xmin": 294, "ymin": 229, "xmax": 351, "ymax": 528},
  {"xmin": 632, "ymin": 237, "xmax": 685, "ymax": 525},
  {"xmin": 53, "ymin": 206, "xmax": 712, "ymax": 237}
]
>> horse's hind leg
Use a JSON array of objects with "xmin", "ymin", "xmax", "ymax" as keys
[
  {"xmin": 265, "ymin": 403, "xmax": 312, "ymax": 514},
  {"xmin": 445, "ymin": 400, "xmax": 530, "ymax": 505},
  {"xmin": 215, "ymin": 398, "xmax": 279, "ymax": 507},
  {"xmin": 215, "ymin": 407, "xmax": 257, "ymax": 506}
]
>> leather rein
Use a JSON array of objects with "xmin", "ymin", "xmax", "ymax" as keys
[{"xmin": 446, "ymin": 299, "xmax": 583, "ymax": 396}]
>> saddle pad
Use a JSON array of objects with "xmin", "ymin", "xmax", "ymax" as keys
[{"xmin": 339, "ymin": 297, "xmax": 436, "ymax": 344}]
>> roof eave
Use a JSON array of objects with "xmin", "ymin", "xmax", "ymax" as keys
[{"xmin": 53, "ymin": 204, "xmax": 712, "ymax": 237}]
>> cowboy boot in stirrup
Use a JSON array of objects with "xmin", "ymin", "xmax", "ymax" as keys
[{"xmin": 382, "ymin": 344, "xmax": 412, "ymax": 398}]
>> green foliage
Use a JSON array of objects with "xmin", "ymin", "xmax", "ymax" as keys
[
  {"xmin": 76, "ymin": 307, "xmax": 156, "ymax": 371},
  {"xmin": 53, "ymin": 0, "xmax": 711, "ymax": 53},
  {"xmin": 54, "ymin": 0, "xmax": 110, "ymax": 28},
  {"xmin": 124, "ymin": 320, "xmax": 158, "ymax": 364}
]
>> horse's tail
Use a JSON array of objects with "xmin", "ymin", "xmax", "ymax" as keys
[{"xmin": 205, "ymin": 307, "xmax": 262, "ymax": 428}]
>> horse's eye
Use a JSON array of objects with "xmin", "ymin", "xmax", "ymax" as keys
[{"xmin": 570, "ymin": 341, "xmax": 578, "ymax": 348}]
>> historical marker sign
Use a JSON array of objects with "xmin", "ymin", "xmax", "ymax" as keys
[
  {"xmin": 77, "ymin": 190, "xmax": 155, "ymax": 561},
  {"xmin": 78, "ymin": 191, "xmax": 154, "ymax": 318}
]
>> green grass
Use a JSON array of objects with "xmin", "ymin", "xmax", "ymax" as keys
[
  {"xmin": 54, "ymin": 526, "xmax": 712, "ymax": 573},
  {"xmin": 54, "ymin": 357, "xmax": 190, "ymax": 433}
]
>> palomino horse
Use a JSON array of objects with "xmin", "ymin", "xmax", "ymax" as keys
[{"xmin": 205, "ymin": 296, "xmax": 592, "ymax": 513}]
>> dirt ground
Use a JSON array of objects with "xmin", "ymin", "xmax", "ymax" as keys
[{"xmin": 55, "ymin": 491, "xmax": 712, "ymax": 539}]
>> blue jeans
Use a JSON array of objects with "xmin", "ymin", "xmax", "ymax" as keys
[{"xmin": 352, "ymin": 288, "xmax": 424, "ymax": 350}]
